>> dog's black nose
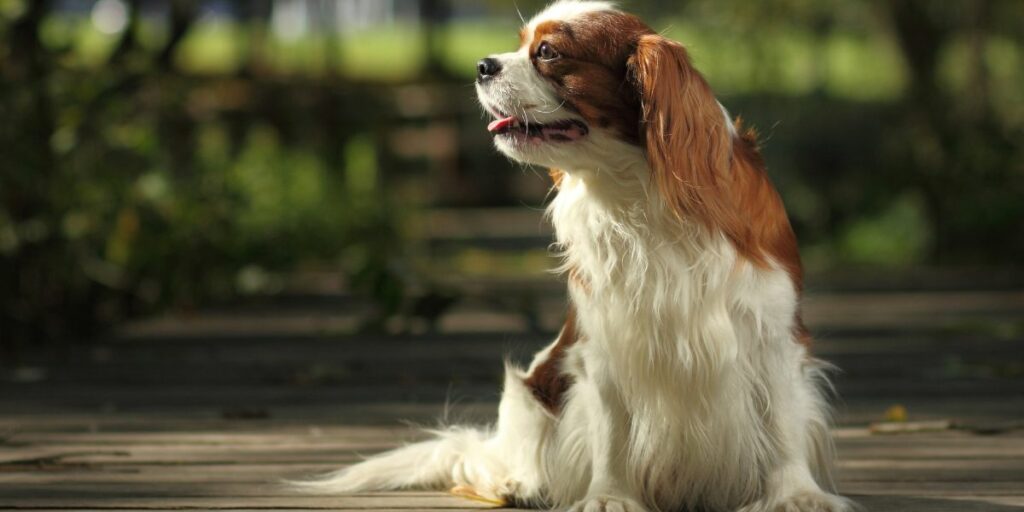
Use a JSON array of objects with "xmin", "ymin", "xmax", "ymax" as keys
[{"xmin": 477, "ymin": 58, "xmax": 502, "ymax": 82}]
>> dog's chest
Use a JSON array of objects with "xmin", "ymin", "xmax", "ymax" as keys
[
  {"xmin": 548, "ymin": 175, "xmax": 732, "ymax": 347},
  {"xmin": 551, "ymin": 175, "xmax": 664, "ymax": 274}
]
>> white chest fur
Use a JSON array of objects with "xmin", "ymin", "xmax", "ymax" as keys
[
  {"xmin": 545, "ymin": 169, "xmax": 813, "ymax": 510},
  {"xmin": 548, "ymin": 169, "xmax": 800, "ymax": 372}
]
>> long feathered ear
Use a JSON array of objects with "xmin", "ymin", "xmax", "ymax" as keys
[{"xmin": 629, "ymin": 34, "xmax": 737, "ymax": 230}]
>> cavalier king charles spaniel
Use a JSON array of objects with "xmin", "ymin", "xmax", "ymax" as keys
[{"xmin": 301, "ymin": 2, "xmax": 852, "ymax": 511}]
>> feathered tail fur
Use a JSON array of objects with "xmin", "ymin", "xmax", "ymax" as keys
[{"xmin": 291, "ymin": 427, "xmax": 491, "ymax": 494}]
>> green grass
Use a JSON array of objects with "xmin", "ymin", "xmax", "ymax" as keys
[
  {"xmin": 338, "ymin": 25, "xmax": 426, "ymax": 80},
  {"xmin": 662, "ymin": 20, "xmax": 905, "ymax": 99},
  {"xmin": 439, "ymin": 21, "xmax": 521, "ymax": 77},
  {"xmin": 177, "ymin": 20, "xmax": 245, "ymax": 74},
  {"xmin": 823, "ymin": 32, "xmax": 906, "ymax": 101}
]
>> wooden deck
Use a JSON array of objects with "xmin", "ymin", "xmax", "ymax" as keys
[{"xmin": 2, "ymin": 290, "xmax": 1023, "ymax": 511}]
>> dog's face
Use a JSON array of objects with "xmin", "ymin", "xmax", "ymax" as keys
[
  {"xmin": 475, "ymin": 1, "xmax": 732, "ymax": 176},
  {"xmin": 475, "ymin": 2, "xmax": 649, "ymax": 169}
]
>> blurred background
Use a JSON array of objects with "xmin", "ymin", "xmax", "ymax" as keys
[{"xmin": 1, "ymin": 0, "xmax": 1022, "ymax": 356}]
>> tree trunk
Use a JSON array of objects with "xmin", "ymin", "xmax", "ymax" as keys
[
  {"xmin": 421, "ymin": 0, "xmax": 451, "ymax": 79},
  {"xmin": 158, "ymin": 0, "xmax": 199, "ymax": 70}
]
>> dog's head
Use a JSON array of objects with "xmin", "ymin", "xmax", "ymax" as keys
[
  {"xmin": 475, "ymin": 1, "xmax": 803, "ymax": 279},
  {"xmin": 475, "ymin": 0, "xmax": 733, "ymax": 182}
]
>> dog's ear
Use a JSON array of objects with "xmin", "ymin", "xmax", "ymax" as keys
[{"xmin": 629, "ymin": 34, "xmax": 735, "ymax": 228}]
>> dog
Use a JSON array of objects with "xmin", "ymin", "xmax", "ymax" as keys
[{"xmin": 299, "ymin": 2, "xmax": 852, "ymax": 511}]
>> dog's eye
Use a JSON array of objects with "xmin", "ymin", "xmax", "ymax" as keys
[{"xmin": 536, "ymin": 42, "xmax": 560, "ymax": 61}]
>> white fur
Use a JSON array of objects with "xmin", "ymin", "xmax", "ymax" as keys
[
  {"xmin": 721, "ymin": 101, "xmax": 739, "ymax": 138},
  {"xmin": 527, "ymin": 0, "xmax": 617, "ymax": 37},
  {"xmin": 300, "ymin": 2, "xmax": 852, "ymax": 511}
]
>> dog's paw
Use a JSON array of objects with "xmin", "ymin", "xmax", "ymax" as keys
[
  {"xmin": 567, "ymin": 495, "xmax": 648, "ymax": 512},
  {"xmin": 739, "ymin": 492, "xmax": 856, "ymax": 512}
]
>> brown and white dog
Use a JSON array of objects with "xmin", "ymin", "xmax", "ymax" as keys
[{"xmin": 302, "ymin": 2, "xmax": 851, "ymax": 511}]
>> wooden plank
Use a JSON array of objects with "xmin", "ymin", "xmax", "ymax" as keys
[
  {"xmin": 0, "ymin": 483, "xmax": 478, "ymax": 499},
  {"xmin": 2, "ymin": 482, "xmax": 1024, "ymax": 510},
  {"xmin": 852, "ymin": 495, "xmax": 1024, "ymax": 511},
  {"xmin": 4, "ymin": 460, "xmax": 1024, "ymax": 487},
  {"xmin": 7, "ymin": 432, "xmax": 1023, "ymax": 461},
  {"xmin": 838, "ymin": 458, "xmax": 1024, "ymax": 483},
  {"xmin": 0, "ymin": 435, "xmax": 1021, "ymax": 511},
  {"xmin": 0, "ymin": 447, "xmax": 380, "ymax": 465},
  {"xmin": 802, "ymin": 291, "xmax": 1024, "ymax": 327},
  {"xmin": 8, "ymin": 504, "xmax": 1024, "ymax": 512},
  {"xmin": 0, "ymin": 464, "xmax": 340, "ymax": 484},
  {"xmin": 1, "ymin": 487, "xmax": 1023, "ymax": 510},
  {"xmin": 5, "ymin": 428, "xmax": 422, "ymax": 446},
  {"xmin": 841, "ymin": 481, "xmax": 1024, "ymax": 495},
  {"xmin": 0, "ymin": 493, "xmax": 497, "ymax": 509},
  {"xmin": 8, "ymin": 442, "xmax": 1023, "ymax": 468},
  {"xmin": 3, "ymin": 510, "xmax": 514, "ymax": 512},
  {"xmin": 4, "ymin": 509, "xmax": 511, "ymax": 512},
  {"xmin": 835, "ymin": 435, "xmax": 1024, "ymax": 460}
]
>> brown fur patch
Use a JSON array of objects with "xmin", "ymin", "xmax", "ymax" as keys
[
  {"xmin": 629, "ymin": 36, "xmax": 803, "ymax": 277},
  {"xmin": 628, "ymin": 34, "xmax": 806, "ymax": 343},
  {"xmin": 524, "ymin": 306, "xmax": 579, "ymax": 414},
  {"xmin": 528, "ymin": 12, "xmax": 652, "ymax": 143},
  {"xmin": 549, "ymin": 168, "xmax": 565, "ymax": 188}
]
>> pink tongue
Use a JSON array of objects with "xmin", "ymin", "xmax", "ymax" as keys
[{"xmin": 488, "ymin": 116, "xmax": 515, "ymax": 133}]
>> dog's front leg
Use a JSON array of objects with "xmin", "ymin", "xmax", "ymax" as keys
[{"xmin": 567, "ymin": 355, "xmax": 647, "ymax": 512}]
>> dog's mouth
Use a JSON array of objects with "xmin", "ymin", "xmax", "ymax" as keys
[{"xmin": 487, "ymin": 114, "xmax": 589, "ymax": 143}]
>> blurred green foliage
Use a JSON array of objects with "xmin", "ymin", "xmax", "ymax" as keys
[
  {"xmin": 1, "ymin": 0, "xmax": 1022, "ymax": 350},
  {"xmin": 0, "ymin": 1, "xmax": 409, "ymax": 351}
]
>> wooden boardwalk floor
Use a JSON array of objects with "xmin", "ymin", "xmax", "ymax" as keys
[{"xmin": 2, "ymin": 290, "xmax": 1023, "ymax": 511}]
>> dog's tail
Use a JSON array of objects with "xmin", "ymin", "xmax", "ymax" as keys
[{"xmin": 290, "ymin": 426, "xmax": 492, "ymax": 494}]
